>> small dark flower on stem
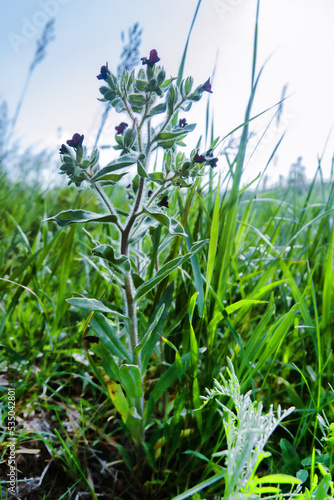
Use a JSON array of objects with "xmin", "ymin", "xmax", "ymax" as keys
[
  {"xmin": 59, "ymin": 144, "xmax": 69, "ymax": 155},
  {"xmin": 97, "ymin": 63, "xmax": 110, "ymax": 81},
  {"xmin": 158, "ymin": 195, "xmax": 169, "ymax": 208},
  {"xmin": 115, "ymin": 122, "xmax": 128, "ymax": 134},
  {"xmin": 204, "ymin": 149, "xmax": 218, "ymax": 167},
  {"xmin": 140, "ymin": 49, "xmax": 160, "ymax": 68},
  {"xmin": 202, "ymin": 78, "xmax": 213, "ymax": 93},
  {"xmin": 66, "ymin": 133, "xmax": 84, "ymax": 149},
  {"xmin": 148, "ymin": 190, "xmax": 153, "ymax": 198},
  {"xmin": 178, "ymin": 118, "xmax": 187, "ymax": 128},
  {"xmin": 193, "ymin": 151, "xmax": 206, "ymax": 164},
  {"xmin": 207, "ymin": 157, "xmax": 218, "ymax": 168}
]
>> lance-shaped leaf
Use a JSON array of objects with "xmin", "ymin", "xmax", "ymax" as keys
[
  {"xmin": 143, "ymin": 207, "xmax": 187, "ymax": 237},
  {"xmin": 184, "ymin": 76, "xmax": 194, "ymax": 95},
  {"xmin": 155, "ymin": 124, "xmax": 196, "ymax": 149},
  {"xmin": 87, "ymin": 148, "xmax": 99, "ymax": 168},
  {"xmin": 133, "ymin": 304, "xmax": 165, "ymax": 356},
  {"xmin": 89, "ymin": 312, "xmax": 131, "ymax": 361},
  {"xmin": 141, "ymin": 283, "xmax": 174, "ymax": 373},
  {"xmin": 155, "ymin": 124, "xmax": 196, "ymax": 142},
  {"xmin": 94, "ymin": 342, "xmax": 121, "ymax": 381},
  {"xmin": 148, "ymin": 172, "xmax": 164, "ymax": 185},
  {"xmin": 137, "ymin": 158, "xmax": 148, "ymax": 178},
  {"xmin": 172, "ymin": 178, "xmax": 192, "ymax": 188},
  {"xmin": 99, "ymin": 86, "xmax": 117, "ymax": 101},
  {"xmin": 160, "ymin": 77, "xmax": 176, "ymax": 88},
  {"xmin": 92, "ymin": 244, "xmax": 131, "ymax": 273},
  {"xmin": 66, "ymin": 297, "xmax": 129, "ymax": 322},
  {"xmin": 123, "ymin": 129, "xmax": 136, "ymax": 149},
  {"xmin": 107, "ymin": 379, "xmax": 129, "ymax": 421},
  {"xmin": 147, "ymin": 103, "xmax": 167, "ymax": 117},
  {"xmin": 126, "ymin": 407, "xmax": 143, "ymax": 443},
  {"xmin": 119, "ymin": 364, "xmax": 143, "ymax": 398},
  {"xmin": 91, "ymin": 153, "xmax": 144, "ymax": 181},
  {"xmin": 189, "ymin": 292, "xmax": 199, "ymax": 378},
  {"xmin": 166, "ymin": 85, "xmax": 176, "ymax": 115},
  {"xmin": 119, "ymin": 364, "xmax": 143, "ymax": 415},
  {"xmin": 149, "ymin": 351, "xmax": 192, "ymax": 406},
  {"xmin": 156, "ymin": 138, "xmax": 180, "ymax": 149},
  {"xmin": 135, "ymin": 79, "xmax": 148, "ymax": 92},
  {"xmin": 134, "ymin": 240, "xmax": 208, "ymax": 301},
  {"xmin": 159, "ymin": 334, "xmax": 180, "ymax": 355},
  {"xmin": 128, "ymin": 93, "xmax": 146, "ymax": 107},
  {"xmin": 225, "ymin": 299, "xmax": 266, "ymax": 315},
  {"xmin": 90, "ymin": 172, "xmax": 128, "ymax": 184},
  {"xmin": 44, "ymin": 209, "xmax": 117, "ymax": 227}
]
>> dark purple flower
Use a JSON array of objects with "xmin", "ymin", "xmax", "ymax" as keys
[
  {"xmin": 204, "ymin": 149, "xmax": 218, "ymax": 167},
  {"xmin": 207, "ymin": 157, "xmax": 218, "ymax": 168},
  {"xmin": 158, "ymin": 195, "xmax": 169, "ymax": 208},
  {"xmin": 140, "ymin": 49, "xmax": 160, "ymax": 68},
  {"xmin": 193, "ymin": 151, "xmax": 206, "ymax": 164},
  {"xmin": 178, "ymin": 118, "xmax": 187, "ymax": 128},
  {"xmin": 97, "ymin": 63, "xmax": 110, "ymax": 81},
  {"xmin": 148, "ymin": 190, "xmax": 153, "ymax": 198},
  {"xmin": 59, "ymin": 144, "xmax": 69, "ymax": 155},
  {"xmin": 203, "ymin": 78, "xmax": 213, "ymax": 93},
  {"xmin": 115, "ymin": 122, "xmax": 128, "ymax": 134},
  {"xmin": 66, "ymin": 133, "xmax": 84, "ymax": 149}
]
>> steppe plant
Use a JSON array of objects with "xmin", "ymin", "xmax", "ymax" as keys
[
  {"xmin": 201, "ymin": 358, "xmax": 299, "ymax": 499},
  {"xmin": 47, "ymin": 49, "xmax": 217, "ymax": 442}
]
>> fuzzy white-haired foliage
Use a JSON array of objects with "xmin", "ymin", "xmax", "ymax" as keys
[{"xmin": 202, "ymin": 358, "xmax": 295, "ymax": 498}]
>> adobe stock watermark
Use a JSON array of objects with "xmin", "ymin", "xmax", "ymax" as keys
[
  {"xmin": 247, "ymin": 106, "xmax": 296, "ymax": 156},
  {"xmin": 8, "ymin": 0, "xmax": 71, "ymax": 53},
  {"xmin": 219, "ymin": 104, "xmax": 295, "ymax": 159},
  {"xmin": 5, "ymin": 387, "xmax": 17, "ymax": 496},
  {"xmin": 212, "ymin": 0, "xmax": 244, "ymax": 18}
]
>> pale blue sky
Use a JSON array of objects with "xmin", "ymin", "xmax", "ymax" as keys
[{"xmin": 1, "ymin": 0, "xmax": 334, "ymax": 184}]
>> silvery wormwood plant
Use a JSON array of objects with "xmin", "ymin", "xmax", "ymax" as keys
[
  {"xmin": 201, "ymin": 358, "xmax": 299, "ymax": 500},
  {"xmin": 46, "ymin": 49, "xmax": 218, "ymax": 443}
]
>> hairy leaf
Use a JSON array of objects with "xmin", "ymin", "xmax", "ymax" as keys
[{"xmin": 44, "ymin": 210, "xmax": 117, "ymax": 227}]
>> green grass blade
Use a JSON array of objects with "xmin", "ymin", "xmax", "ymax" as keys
[
  {"xmin": 172, "ymin": 472, "xmax": 225, "ymax": 500},
  {"xmin": 134, "ymin": 240, "xmax": 207, "ymax": 301},
  {"xmin": 205, "ymin": 177, "xmax": 220, "ymax": 301}
]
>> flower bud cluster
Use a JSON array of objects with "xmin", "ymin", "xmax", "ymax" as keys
[
  {"xmin": 58, "ymin": 49, "xmax": 218, "ymax": 192},
  {"xmin": 59, "ymin": 134, "xmax": 99, "ymax": 187},
  {"xmin": 163, "ymin": 147, "xmax": 218, "ymax": 188}
]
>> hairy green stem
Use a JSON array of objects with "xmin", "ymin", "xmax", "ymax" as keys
[
  {"xmin": 121, "ymin": 172, "xmax": 147, "ymax": 419},
  {"xmin": 123, "ymin": 96, "xmax": 136, "ymax": 122},
  {"xmin": 123, "ymin": 273, "xmax": 140, "ymax": 363}
]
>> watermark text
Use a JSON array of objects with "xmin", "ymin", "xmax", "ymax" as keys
[{"xmin": 8, "ymin": 0, "xmax": 71, "ymax": 52}]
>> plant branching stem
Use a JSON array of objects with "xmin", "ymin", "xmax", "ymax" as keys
[
  {"xmin": 123, "ymin": 97, "xmax": 136, "ymax": 122},
  {"xmin": 120, "ymin": 121, "xmax": 148, "ymax": 418},
  {"xmin": 121, "ymin": 176, "xmax": 145, "ymax": 374}
]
